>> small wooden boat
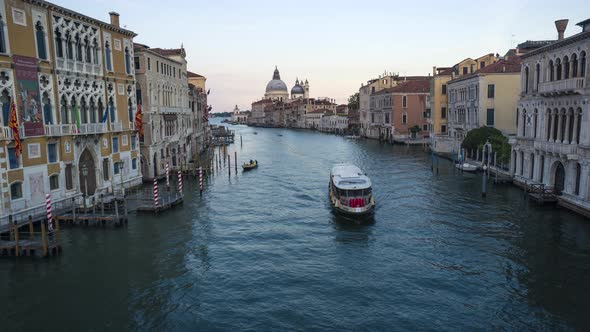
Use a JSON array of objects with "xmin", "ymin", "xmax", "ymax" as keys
[
  {"xmin": 456, "ymin": 162, "xmax": 478, "ymax": 172},
  {"xmin": 253, "ymin": 132, "xmax": 258, "ymax": 135},
  {"xmin": 242, "ymin": 160, "xmax": 258, "ymax": 170}
]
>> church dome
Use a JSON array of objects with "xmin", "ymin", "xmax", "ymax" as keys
[
  {"xmin": 291, "ymin": 84, "xmax": 304, "ymax": 95},
  {"xmin": 265, "ymin": 67, "xmax": 288, "ymax": 92}
]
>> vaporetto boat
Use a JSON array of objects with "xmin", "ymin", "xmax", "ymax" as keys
[{"xmin": 329, "ymin": 164, "xmax": 375, "ymax": 216}]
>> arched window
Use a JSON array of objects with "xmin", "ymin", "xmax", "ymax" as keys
[
  {"xmin": 65, "ymin": 32, "xmax": 73, "ymax": 60},
  {"xmin": 105, "ymin": 41, "xmax": 112, "ymax": 71},
  {"xmin": 520, "ymin": 151, "xmax": 524, "ymax": 176},
  {"xmin": 108, "ymin": 97, "xmax": 116, "ymax": 122},
  {"xmin": 575, "ymin": 163, "xmax": 582, "ymax": 196},
  {"xmin": 568, "ymin": 108, "xmax": 574, "ymax": 143},
  {"xmin": 572, "ymin": 54, "xmax": 578, "ymax": 78},
  {"xmin": 124, "ymin": 47, "xmax": 131, "ymax": 74},
  {"xmin": 75, "ymin": 34, "xmax": 82, "ymax": 61},
  {"xmin": 549, "ymin": 60, "xmax": 554, "ymax": 81},
  {"xmin": 546, "ymin": 109, "xmax": 552, "ymax": 141},
  {"xmin": 80, "ymin": 97, "xmax": 87, "ymax": 124},
  {"xmin": 35, "ymin": 22, "xmax": 47, "ymax": 60},
  {"xmin": 530, "ymin": 153, "xmax": 535, "ymax": 179},
  {"xmin": 60, "ymin": 95, "xmax": 68, "ymax": 124},
  {"xmin": 524, "ymin": 66, "xmax": 529, "ymax": 93},
  {"xmin": 0, "ymin": 14, "xmax": 6, "ymax": 54},
  {"xmin": 560, "ymin": 109, "xmax": 567, "ymax": 142},
  {"xmin": 540, "ymin": 155, "xmax": 545, "ymax": 183},
  {"xmin": 581, "ymin": 51, "xmax": 587, "ymax": 77},
  {"xmin": 512, "ymin": 151, "xmax": 517, "ymax": 174},
  {"xmin": 89, "ymin": 97, "xmax": 96, "ymax": 123},
  {"xmin": 128, "ymin": 98, "xmax": 133, "ymax": 122},
  {"xmin": 97, "ymin": 99, "xmax": 104, "ymax": 122},
  {"xmin": 521, "ymin": 109, "xmax": 526, "ymax": 137},
  {"xmin": 552, "ymin": 109, "xmax": 559, "ymax": 141},
  {"xmin": 42, "ymin": 92, "xmax": 52, "ymax": 124},
  {"xmin": 54, "ymin": 29, "xmax": 63, "ymax": 58},
  {"xmin": 533, "ymin": 109, "xmax": 538, "ymax": 138},
  {"xmin": 575, "ymin": 108, "xmax": 582, "ymax": 144},
  {"xmin": 564, "ymin": 56, "xmax": 570, "ymax": 79},
  {"xmin": 1, "ymin": 89, "xmax": 10, "ymax": 126},
  {"xmin": 84, "ymin": 37, "xmax": 91, "ymax": 63},
  {"xmin": 92, "ymin": 38, "xmax": 99, "ymax": 65},
  {"xmin": 556, "ymin": 58, "xmax": 562, "ymax": 80},
  {"xmin": 70, "ymin": 98, "xmax": 77, "ymax": 125},
  {"xmin": 535, "ymin": 63, "xmax": 540, "ymax": 90}
]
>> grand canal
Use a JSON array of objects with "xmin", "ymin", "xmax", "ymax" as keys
[{"xmin": 2, "ymin": 119, "xmax": 590, "ymax": 330}]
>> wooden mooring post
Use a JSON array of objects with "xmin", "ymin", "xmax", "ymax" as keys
[
  {"xmin": 228, "ymin": 154, "xmax": 231, "ymax": 176},
  {"xmin": 28, "ymin": 215, "xmax": 34, "ymax": 240},
  {"xmin": 41, "ymin": 221, "xmax": 47, "ymax": 257},
  {"xmin": 234, "ymin": 151, "xmax": 237, "ymax": 173},
  {"xmin": 13, "ymin": 220, "xmax": 19, "ymax": 257}
]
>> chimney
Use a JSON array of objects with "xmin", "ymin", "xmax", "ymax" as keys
[
  {"xmin": 433, "ymin": 66, "xmax": 437, "ymax": 76},
  {"xmin": 555, "ymin": 19, "xmax": 568, "ymax": 40},
  {"xmin": 109, "ymin": 11, "xmax": 120, "ymax": 27}
]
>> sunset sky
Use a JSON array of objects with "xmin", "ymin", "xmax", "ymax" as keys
[{"xmin": 55, "ymin": 0, "xmax": 590, "ymax": 113}]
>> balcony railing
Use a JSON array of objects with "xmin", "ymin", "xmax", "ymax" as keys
[
  {"xmin": 534, "ymin": 140, "xmax": 578, "ymax": 155},
  {"xmin": 110, "ymin": 122, "xmax": 123, "ymax": 132},
  {"xmin": 538, "ymin": 77, "xmax": 585, "ymax": 95},
  {"xmin": 79, "ymin": 123, "xmax": 107, "ymax": 134},
  {"xmin": 0, "ymin": 126, "xmax": 13, "ymax": 140}
]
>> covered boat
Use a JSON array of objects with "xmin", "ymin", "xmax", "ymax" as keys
[
  {"xmin": 329, "ymin": 164, "xmax": 375, "ymax": 215},
  {"xmin": 242, "ymin": 160, "xmax": 258, "ymax": 171}
]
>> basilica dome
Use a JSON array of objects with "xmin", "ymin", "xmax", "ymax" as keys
[
  {"xmin": 291, "ymin": 82, "xmax": 305, "ymax": 95},
  {"xmin": 265, "ymin": 67, "xmax": 288, "ymax": 92}
]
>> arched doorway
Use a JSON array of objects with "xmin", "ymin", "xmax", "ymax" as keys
[
  {"xmin": 79, "ymin": 149, "xmax": 97, "ymax": 197},
  {"xmin": 153, "ymin": 153, "xmax": 158, "ymax": 179},
  {"xmin": 554, "ymin": 162, "xmax": 565, "ymax": 195},
  {"xmin": 140, "ymin": 156, "xmax": 149, "ymax": 181}
]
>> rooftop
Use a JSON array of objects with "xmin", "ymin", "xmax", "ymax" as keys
[{"xmin": 331, "ymin": 164, "xmax": 372, "ymax": 190}]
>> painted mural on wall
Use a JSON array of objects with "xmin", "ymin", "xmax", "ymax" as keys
[{"xmin": 14, "ymin": 55, "xmax": 44, "ymax": 137}]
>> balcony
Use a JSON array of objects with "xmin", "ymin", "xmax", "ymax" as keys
[
  {"xmin": 79, "ymin": 123, "xmax": 107, "ymax": 135},
  {"xmin": 538, "ymin": 77, "xmax": 585, "ymax": 96},
  {"xmin": 534, "ymin": 140, "xmax": 578, "ymax": 156},
  {"xmin": 110, "ymin": 122, "xmax": 123, "ymax": 132}
]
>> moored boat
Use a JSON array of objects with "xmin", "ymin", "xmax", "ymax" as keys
[
  {"xmin": 329, "ymin": 164, "xmax": 375, "ymax": 216},
  {"xmin": 456, "ymin": 162, "xmax": 478, "ymax": 172}
]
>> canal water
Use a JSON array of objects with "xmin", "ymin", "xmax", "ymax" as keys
[{"xmin": 2, "ymin": 119, "xmax": 590, "ymax": 331}]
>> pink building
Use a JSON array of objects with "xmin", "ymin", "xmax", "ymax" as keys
[{"xmin": 390, "ymin": 80, "xmax": 431, "ymax": 141}]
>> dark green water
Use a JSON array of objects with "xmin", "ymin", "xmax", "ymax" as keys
[{"xmin": 1, "ymin": 119, "xmax": 590, "ymax": 331}]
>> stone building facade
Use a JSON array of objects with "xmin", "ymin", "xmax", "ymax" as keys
[
  {"xmin": 0, "ymin": 0, "xmax": 142, "ymax": 220},
  {"xmin": 510, "ymin": 18, "xmax": 590, "ymax": 216},
  {"xmin": 134, "ymin": 43, "xmax": 195, "ymax": 180}
]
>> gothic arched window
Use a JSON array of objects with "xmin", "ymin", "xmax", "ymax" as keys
[
  {"xmin": 35, "ymin": 22, "xmax": 47, "ymax": 60},
  {"xmin": 89, "ymin": 97, "xmax": 96, "ymax": 123},
  {"xmin": 54, "ymin": 29, "xmax": 63, "ymax": 58},
  {"xmin": 572, "ymin": 54, "xmax": 578, "ymax": 78},
  {"xmin": 84, "ymin": 37, "xmax": 91, "ymax": 63},
  {"xmin": 108, "ymin": 97, "xmax": 116, "ymax": 122},
  {"xmin": 80, "ymin": 97, "xmax": 87, "ymax": 124},
  {"xmin": 549, "ymin": 60, "xmax": 554, "ymax": 81},
  {"xmin": 564, "ymin": 56, "xmax": 570, "ymax": 79},
  {"xmin": 60, "ymin": 95, "xmax": 68, "ymax": 124},
  {"xmin": 535, "ymin": 63, "xmax": 540, "ymax": 90},
  {"xmin": 524, "ymin": 67, "xmax": 529, "ymax": 93},
  {"xmin": 581, "ymin": 52, "xmax": 587, "ymax": 77},
  {"xmin": 42, "ymin": 92, "xmax": 52, "ymax": 124},
  {"xmin": 105, "ymin": 41, "xmax": 112, "ymax": 71},
  {"xmin": 1, "ymin": 89, "xmax": 10, "ymax": 126},
  {"xmin": 128, "ymin": 98, "xmax": 133, "ymax": 122},
  {"xmin": 556, "ymin": 58, "xmax": 562, "ymax": 80},
  {"xmin": 92, "ymin": 38, "xmax": 99, "ymax": 65},
  {"xmin": 124, "ymin": 47, "xmax": 131, "ymax": 74},
  {"xmin": 65, "ymin": 32, "xmax": 73, "ymax": 60},
  {"xmin": 0, "ymin": 15, "xmax": 6, "ymax": 54}
]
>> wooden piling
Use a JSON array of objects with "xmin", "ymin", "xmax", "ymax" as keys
[
  {"xmin": 28, "ymin": 215, "xmax": 34, "ymax": 240},
  {"xmin": 114, "ymin": 200, "xmax": 120, "ymax": 225},
  {"xmin": 55, "ymin": 213, "xmax": 61, "ymax": 243},
  {"xmin": 234, "ymin": 151, "xmax": 237, "ymax": 173},
  {"xmin": 72, "ymin": 197, "xmax": 77, "ymax": 224},
  {"xmin": 14, "ymin": 220, "xmax": 19, "ymax": 257},
  {"xmin": 228, "ymin": 155, "xmax": 231, "ymax": 176},
  {"xmin": 41, "ymin": 221, "xmax": 47, "ymax": 257}
]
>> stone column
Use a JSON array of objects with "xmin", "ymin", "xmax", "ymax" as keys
[{"xmin": 564, "ymin": 113, "xmax": 571, "ymax": 144}]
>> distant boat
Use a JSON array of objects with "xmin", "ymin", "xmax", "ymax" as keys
[
  {"xmin": 278, "ymin": 134, "xmax": 283, "ymax": 136},
  {"xmin": 242, "ymin": 160, "xmax": 258, "ymax": 171},
  {"xmin": 253, "ymin": 131, "xmax": 258, "ymax": 135},
  {"xmin": 345, "ymin": 135, "xmax": 360, "ymax": 139},
  {"xmin": 329, "ymin": 164, "xmax": 375, "ymax": 216},
  {"xmin": 456, "ymin": 163, "xmax": 478, "ymax": 172}
]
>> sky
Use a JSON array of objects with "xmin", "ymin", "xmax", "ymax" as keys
[{"xmin": 54, "ymin": 0, "xmax": 590, "ymax": 113}]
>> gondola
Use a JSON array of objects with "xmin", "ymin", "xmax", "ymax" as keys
[{"xmin": 242, "ymin": 160, "xmax": 258, "ymax": 171}]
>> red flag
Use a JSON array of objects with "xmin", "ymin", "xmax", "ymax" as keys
[
  {"xmin": 8, "ymin": 99, "xmax": 22, "ymax": 158},
  {"xmin": 134, "ymin": 103, "xmax": 143, "ymax": 137}
]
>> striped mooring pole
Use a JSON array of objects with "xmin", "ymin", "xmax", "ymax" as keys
[
  {"xmin": 178, "ymin": 170, "xmax": 183, "ymax": 195},
  {"xmin": 46, "ymin": 193, "xmax": 53, "ymax": 231},
  {"xmin": 165, "ymin": 163, "xmax": 170, "ymax": 187},
  {"xmin": 153, "ymin": 178, "xmax": 159, "ymax": 209},
  {"xmin": 199, "ymin": 166, "xmax": 203, "ymax": 195}
]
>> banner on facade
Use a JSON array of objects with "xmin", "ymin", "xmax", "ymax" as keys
[{"xmin": 13, "ymin": 55, "xmax": 44, "ymax": 137}]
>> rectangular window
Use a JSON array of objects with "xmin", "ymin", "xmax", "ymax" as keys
[
  {"xmin": 8, "ymin": 147, "xmax": 19, "ymax": 169},
  {"xmin": 441, "ymin": 107, "xmax": 447, "ymax": 119},
  {"xmin": 470, "ymin": 64, "xmax": 474, "ymax": 73},
  {"xmin": 402, "ymin": 96, "xmax": 407, "ymax": 108},
  {"xmin": 65, "ymin": 164, "xmax": 73, "ymax": 190},
  {"xmin": 480, "ymin": 61, "xmax": 485, "ymax": 69},
  {"xmin": 442, "ymin": 84, "xmax": 447, "ymax": 95},
  {"xmin": 441, "ymin": 124, "xmax": 447, "ymax": 133},
  {"xmin": 132, "ymin": 158, "xmax": 137, "ymax": 170},
  {"xmin": 103, "ymin": 159, "xmax": 110, "ymax": 180},
  {"xmin": 10, "ymin": 183, "xmax": 22, "ymax": 200},
  {"xmin": 136, "ymin": 89, "xmax": 142, "ymax": 105},
  {"xmin": 112, "ymin": 136, "xmax": 119, "ymax": 153},
  {"xmin": 487, "ymin": 84, "xmax": 495, "ymax": 98},
  {"xmin": 114, "ymin": 162, "xmax": 120, "ymax": 175},
  {"xmin": 131, "ymin": 135, "xmax": 136, "ymax": 150},
  {"xmin": 156, "ymin": 60, "xmax": 159, "ymax": 73},
  {"xmin": 402, "ymin": 114, "xmax": 407, "ymax": 124},
  {"xmin": 122, "ymin": 134, "xmax": 128, "ymax": 146},
  {"xmin": 134, "ymin": 56, "xmax": 140, "ymax": 70},
  {"xmin": 147, "ymin": 58, "xmax": 151, "ymax": 70},
  {"xmin": 486, "ymin": 109, "xmax": 495, "ymax": 126},
  {"xmin": 462, "ymin": 67, "xmax": 468, "ymax": 75},
  {"xmin": 423, "ymin": 124, "xmax": 428, "ymax": 131},
  {"xmin": 47, "ymin": 143, "xmax": 58, "ymax": 163},
  {"xmin": 50, "ymin": 174, "xmax": 59, "ymax": 190}
]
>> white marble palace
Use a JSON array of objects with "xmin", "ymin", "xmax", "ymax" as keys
[{"xmin": 510, "ymin": 18, "xmax": 590, "ymax": 216}]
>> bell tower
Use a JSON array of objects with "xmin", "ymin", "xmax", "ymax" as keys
[{"xmin": 304, "ymin": 79, "xmax": 310, "ymax": 99}]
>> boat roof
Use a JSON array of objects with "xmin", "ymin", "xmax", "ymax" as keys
[{"xmin": 331, "ymin": 164, "xmax": 372, "ymax": 190}]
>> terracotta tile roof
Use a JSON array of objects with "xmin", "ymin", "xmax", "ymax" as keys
[
  {"xmin": 187, "ymin": 71, "xmax": 204, "ymax": 78},
  {"xmin": 252, "ymin": 98, "xmax": 273, "ymax": 105},
  {"xmin": 389, "ymin": 80, "xmax": 431, "ymax": 93},
  {"xmin": 151, "ymin": 48, "xmax": 184, "ymax": 56},
  {"xmin": 439, "ymin": 67, "xmax": 454, "ymax": 76},
  {"xmin": 447, "ymin": 58, "xmax": 521, "ymax": 84}
]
